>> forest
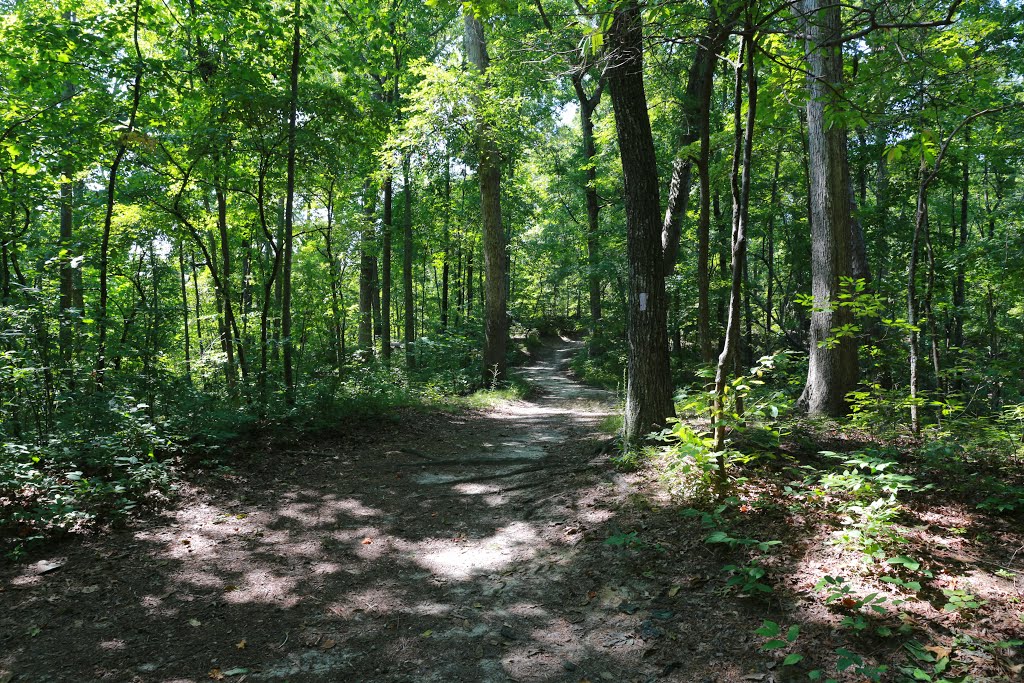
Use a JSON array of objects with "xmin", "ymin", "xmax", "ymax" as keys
[{"xmin": 1, "ymin": 0, "xmax": 1023, "ymax": 681}]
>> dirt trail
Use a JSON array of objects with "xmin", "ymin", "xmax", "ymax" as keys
[{"xmin": 1, "ymin": 339, "xmax": 763, "ymax": 683}]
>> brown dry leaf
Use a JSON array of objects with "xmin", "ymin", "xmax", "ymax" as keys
[
  {"xmin": 925, "ymin": 645, "xmax": 952, "ymax": 659},
  {"xmin": 181, "ymin": 539, "xmax": 190, "ymax": 545},
  {"xmin": 235, "ymin": 639, "xmax": 247, "ymax": 650},
  {"xmin": 361, "ymin": 537, "xmax": 373, "ymax": 545},
  {"xmin": 321, "ymin": 639, "xmax": 336, "ymax": 650},
  {"xmin": 208, "ymin": 668, "xmax": 225, "ymax": 681},
  {"xmin": 225, "ymin": 585, "xmax": 238, "ymax": 592}
]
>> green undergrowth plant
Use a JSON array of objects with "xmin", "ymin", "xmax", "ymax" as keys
[
  {"xmin": 754, "ymin": 618, "xmax": 889, "ymax": 682},
  {"xmin": 794, "ymin": 449, "xmax": 927, "ymax": 560},
  {"xmin": 2, "ymin": 394, "xmax": 178, "ymax": 558},
  {"xmin": 570, "ymin": 331, "xmax": 627, "ymax": 391},
  {"xmin": 682, "ymin": 499, "xmax": 782, "ymax": 598}
]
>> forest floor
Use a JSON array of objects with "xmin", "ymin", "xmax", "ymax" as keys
[{"xmin": 2, "ymin": 339, "xmax": 1022, "ymax": 683}]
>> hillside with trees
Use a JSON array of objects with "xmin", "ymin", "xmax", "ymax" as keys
[{"xmin": 2, "ymin": 0, "xmax": 1023, "ymax": 681}]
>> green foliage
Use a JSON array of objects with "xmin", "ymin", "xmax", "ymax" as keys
[
  {"xmin": 570, "ymin": 333, "xmax": 627, "ymax": 391},
  {"xmin": 940, "ymin": 589, "xmax": 985, "ymax": 614},
  {"xmin": 1, "ymin": 395, "xmax": 176, "ymax": 556}
]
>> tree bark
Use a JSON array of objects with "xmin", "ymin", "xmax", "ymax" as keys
[
  {"xmin": 606, "ymin": 3, "xmax": 674, "ymax": 444},
  {"xmin": 464, "ymin": 12, "xmax": 507, "ymax": 384},
  {"xmin": 382, "ymin": 175, "xmax": 393, "ymax": 360},
  {"xmin": 178, "ymin": 242, "xmax": 192, "ymax": 383},
  {"xmin": 571, "ymin": 73, "xmax": 605, "ymax": 330},
  {"xmin": 441, "ymin": 155, "xmax": 451, "ymax": 331},
  {"xmin": 358, "ymin": 185, "xmax": 376, "ymax": 353},
  {"xmin": 713, "ymin": 28, "xmax": 757, "ymax": 483},
  {"xmin": 795, "ymin": 0, "xmax": 858, "ymax": 416},
  {"xmin": 403, "ymin": 156, "xmax": 415, "ymax": 368},
  {"xmin": 281, "ymin": 0, "xmax": 301, "ymax": 403}
]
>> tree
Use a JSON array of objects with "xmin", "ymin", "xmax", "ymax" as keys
[
  {"xmin": 606, "ymin": 2, "xmax": 674, "ymax": 444},
  {"xmin": 464, "ymin": 11, "xmax": 507, "ymax": 384},
  {"xmin": 794, "ymin": 0, "xmax": 858, "ymax": 416}
]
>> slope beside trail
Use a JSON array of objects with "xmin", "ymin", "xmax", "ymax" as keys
[{"xmin": 1, "ymin": 339, "xmax": 766, "ymax": 683}]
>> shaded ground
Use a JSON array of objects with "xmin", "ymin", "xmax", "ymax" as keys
[
  {"xmin": 0, "ymin": 340, "xmax": 767, "ymax": 683},
  {"xmin": 4, "ymin": 339, "xmax": 1022, "ymax": 682}
]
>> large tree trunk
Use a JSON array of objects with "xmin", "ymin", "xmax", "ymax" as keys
[
  {"xmin": 281, "ymin": 0, "xmax": 301, "ymax": 403},
  {"xmin": 464, "ymin": 13, "xmax": 507, "ymax": 384},
  {"xmin": 795, "ymin": 0, "xmax": 858, "ymax": 416},
  {"xmin": 607, "ymin": 3, "xmax": 674, "ymax": 444}
]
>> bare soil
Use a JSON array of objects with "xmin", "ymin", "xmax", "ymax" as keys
[{"xmin": 2, "ymin": 339, "xmax": 1021, "ymax": 683}]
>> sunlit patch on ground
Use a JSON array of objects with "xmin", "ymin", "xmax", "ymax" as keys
[{"xmin": 410, "ymin": 522, "xmax": 543, "ymax": 580}]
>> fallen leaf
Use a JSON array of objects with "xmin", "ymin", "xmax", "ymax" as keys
[
  {"xmin": 189, "ymin": 618, "xmax": 202, "ymax": 627},
  {"xmin": 667, "ymin": 585, "xmax": 681, "ymax": 597},
  {"xmin": 235, "ymin": 639, "xmax": 247, "ymax": 649},
  {"xmin": 33, "ymin": 560, "xmax": 64, "ymax": 575},
  {"xmin": 841, "ymin": 597, "xmax": 858, "ymax": 608},
  {"xmin": 925, "ymin": 645, "xmax": 952, "ymax": 659},
  {"xmin": 224, "ymin": 585, "xmax": 238, "ymax": 592},
  {"xmin": 208, "ymin": 668, "xmax": 224, "ymax": 681},
  {"xmin": 181, "ymin": 539, "xmax": 190, "ymax": 545},
  {"xmin": 421, "ymin": 629, "xmax": 433, "ymax": 638},
  {"xmin": 321, "ymin": 639, "xmax": 336, "ymax": 650},
  {"xmin": 81, "ymin": 585, "xmax": 99, "ymax": 594},
  {"xmin": 222, "ymin": 668, "xmax": 249, "ymax": 677},
  {"xmin": 361, "ymin": 537, "xmax": 373, "ymax": 545}
]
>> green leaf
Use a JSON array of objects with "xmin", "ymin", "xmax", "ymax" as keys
[
  {"xmin": 783, "ymin": 653, "xmax": 804, "ymax": 666},
  {"xmin": 761, "ymin": 639, "xmax": 788, "ymax": 650},
  {"xmin": 786, "ymin": 625, "xmax": 800, "ymax": 643},
  {"xmin": 755, "ymin": 620, "xmax": 780, "ymax": 637}
]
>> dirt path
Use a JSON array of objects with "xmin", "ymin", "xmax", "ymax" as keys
[{"xmin": 1, "ymin": 339, "xmax": 764, "ymax": 683}]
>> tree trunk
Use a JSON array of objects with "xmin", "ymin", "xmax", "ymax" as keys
[
  {"xmin": 96, "ymin": 0, "xmax": 143, "ymax": 387},
  {"xmin": 952, "ymin": 136, "xmax": 968, "ymax": 389},
  {"xmin": 403, "ymin": 156, "xmax": 416, "ymax": 368},
  {"xmin": 324, "ymin": 180, "xmax": 343, "ymax": 372},
  {"xmin": 607, "ymin": 3, "xmax": 674, "ymax": 444},
  {"xmin": 281, "ymin": 0, "xmax": 301, "ymax": 403},
  {"xmin": 178, "ymin": 242, "xmax": 192, "ymax": 383},
  {"xmin": 764, "ymin": 151, "xmax": 781, "ymax": 348},
  {"xmin": 358, "ymin": 185, "xmax": 376, "ymax": 353},
  {"xmin": 441, "ymin": 156, "xmax": 451, "ymax": 331},
  {"xmin": 464, "ymin": 13, "xmax": 507, "ymax": 384},
  {"xmin": 713, "ymin": 28, "xmax": 756, "ymax": 485},
  {"xmin": 795, "ymin": 0, "xmax": 858, "ymax": 416},
  {"xmin": 214, "ymin": 179, "xmax": 241, "ymax": 391},
  {"xmin": 572, "ymin": 73, "xmax": 605, "ymax": 330},
  {"xmin": 382, "ymin": 175, "xmax": 393, "ymax": 360}
]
